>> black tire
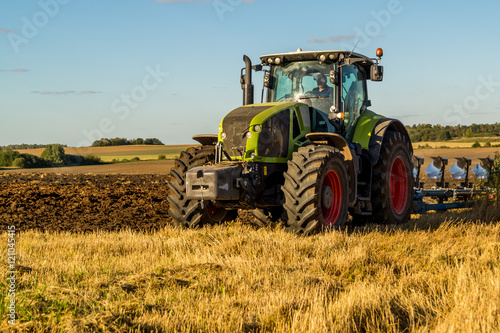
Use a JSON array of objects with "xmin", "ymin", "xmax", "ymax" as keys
[
  {"xmin": 371, "ymin": 131, "xmax": 413, "ymax": 225},
  {"xmin": 167, "ymin": 146, "xmax": 237, "ymax": 228},
  {"xmin": 251, "ymin": 207, "xmax": 284, "ymax": 227},
  {"xmin": 283, "ymin": 145, "xmax": 349, "ymax": 235}
]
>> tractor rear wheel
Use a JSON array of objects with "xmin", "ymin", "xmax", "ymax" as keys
[
  {"xmin": 283, "ymin": 146, "xmax": 349, "ymax": 235},
  {"xmin": 168, "ymin": 146, "xmax": 237, "ymax": 228},
  {"xmin": 372, "ymin": 131, "xmax": 413, "ymax": 225}
]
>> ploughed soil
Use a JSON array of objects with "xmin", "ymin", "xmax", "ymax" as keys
[
  {"xmin": 0, "ymin": 173, "xmax": 173, "ymax": 232},
  {"xmin": 0, "ymin": 172, "xmax": 255, "ymax": 232}
]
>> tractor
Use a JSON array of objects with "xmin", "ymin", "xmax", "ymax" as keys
[{"xmin": 167, "ymin": 48, "xmax": 414, "ymax": 234}]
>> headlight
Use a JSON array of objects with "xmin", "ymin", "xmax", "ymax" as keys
[
  {"xmin": 221, "ymin": 132, "xmax": 227, "ymax": 139},
  {"xmin": 254, "ymin": 124, "xmax": 262, "ymax": 132},
  {"xmin": 245, "ymin": 131, "xmax": 252, "ymax": 139}
]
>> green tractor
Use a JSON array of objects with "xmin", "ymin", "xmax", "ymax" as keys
[{"xmin": 167, "ymin": 48, "xmax": 413, "ymax": 234}]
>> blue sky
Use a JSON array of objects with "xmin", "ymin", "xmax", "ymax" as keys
[{"xmin": 1, "ymin": 0, "xmax": 500, "ymax": 147}]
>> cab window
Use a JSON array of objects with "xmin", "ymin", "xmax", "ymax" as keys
[
  {"xmin": 269, "ymin": 61, "xmax": 335, "ymax": 114},
  {"xmin": 341, "ymin": 65, "xmax": 366, "ymax": 134}
]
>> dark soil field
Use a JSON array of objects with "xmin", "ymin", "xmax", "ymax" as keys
[
  {"xmin": 0, "ymin": 171, "xmax": 254, "ymax": 233},
  {"xmin": 0, "ymin": 173, "xmax": 173, "ymax": 232}
]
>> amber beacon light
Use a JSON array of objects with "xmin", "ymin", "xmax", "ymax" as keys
[{"xmin": 376, "ymin": 48, "xmax": 384, "ymax": 59}]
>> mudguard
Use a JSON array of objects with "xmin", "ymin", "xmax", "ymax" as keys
[
  {"xmin": 193, "ymin": 134, "xmax": 218, "ymax": 146},
  {"xmin": 351, "ymin": 110, "xmax": 412, "ymax": 165},
  {"xmin": 368, "ymin": 119, "xmax": 413, "ymax": 165},
  {"xmin": 305, "ymin": 132, "xmax": 357, "ymax": 206}
]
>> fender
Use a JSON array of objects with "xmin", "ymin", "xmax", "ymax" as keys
[
  {"xmin": 192, "ymin": 134, "xmax": 218, "ymax": 146},
  {"xmin": 367, "ymin": 119, "xmax": 413, "ymax": 165},
  {"xmin": 351, "ymin": 110, "xmax": 412, "ymax": 165},
  {"xmin": 305, "ymin": 132, "xmax": 357, "ymax": 206}
]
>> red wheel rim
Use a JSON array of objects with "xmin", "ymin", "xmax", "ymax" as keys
[
  {"xmin": 390, "ymin": 156, "xmax": 409, "ymax": 215},
  {"xmin": 321, "ymin": 170, "xmax": 342, "ymax": 226}
]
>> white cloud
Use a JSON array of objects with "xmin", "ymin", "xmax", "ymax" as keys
[
  {"xmin": 31, "ymin": 90, "xmax": 101, "ymax": 95},
  {"xmin": 155, "ymin": 0, "xmax": 254, "ymax": 3},
  {"xmin": 156, "ymin": 0, "xmax": 195, "ymax": 2},
  {"xmin": 0, "ymin": 68, "xmax": 29, "ymax": 72}
]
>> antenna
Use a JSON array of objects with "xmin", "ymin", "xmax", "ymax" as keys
[{"xmin": 348, "ymin": 40, "xmax": 360, "ymax": 57}]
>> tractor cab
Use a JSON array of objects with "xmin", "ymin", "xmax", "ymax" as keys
[{"xmin": 258, "ymin": 49, "xmax": 383, "ymax": 141}]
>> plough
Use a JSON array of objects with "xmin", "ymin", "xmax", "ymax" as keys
[{"xmin": 412, "ymin": 156, "xmax": 495, "ymax": 214}]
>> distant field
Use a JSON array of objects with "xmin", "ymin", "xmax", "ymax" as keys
[
  {"xmin": 15, "ymin": 144, "xmax": 194, "ymax": 162},
  {"xmin": 412, "ymin": 146, "xmax": 499, "ymax": 166},
  {"xmin": 0, "ymin": 160, "xmax": 175, "ymax": 174},
  {"xmin": 415, "ymin": 138, "xmax": 500, "ymax": 149}
]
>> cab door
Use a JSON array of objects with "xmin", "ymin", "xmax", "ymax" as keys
[{"xmin": 341, "ymin": 65, "xmax": 367, "ymax": 140}]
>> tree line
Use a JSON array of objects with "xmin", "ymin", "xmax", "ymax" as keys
[
  {"xmin": 0, "ymin": 143, "xmax": 68, "ymax": 150},
  {"xmin": 405, "ymin": 123, "xmax": 500, "ymax": 142},
  {"xmin": 0, "ymin": 144, "xmax": 101, "ymax": 169},
  {"xmin": 92, "ymin": 137, "xmax": 164, "ymax": 147}
]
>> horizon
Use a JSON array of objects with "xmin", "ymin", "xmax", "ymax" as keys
[
  {"xmin": 3, "ymin": 121, "xmax": 500, "ymax": 148},
  {"xmin": 1, "ymin": 0, "xmax": 500, "ymax": 147}
]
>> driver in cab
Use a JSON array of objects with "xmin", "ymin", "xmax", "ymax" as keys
[{"xmin": 311, "ymin": 73, "xmax": 333, "ymax": 99}]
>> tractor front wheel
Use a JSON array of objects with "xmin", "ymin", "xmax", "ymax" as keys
[
  {"xmin": 167, "ymin": 146, "xmax": 237, "ymax": 228},
  {"xmin": 283, "ymin": 146, "xmax": 349, "ymax": 235}
]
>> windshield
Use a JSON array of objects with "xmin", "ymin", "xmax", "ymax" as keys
[{"xmin": 268, "ymin": 61, "xmax": 335, "ymax": 114}]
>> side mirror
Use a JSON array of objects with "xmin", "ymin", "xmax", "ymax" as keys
[
  {"xmin": 370, "ymin": 65, "xmax": 384, "ymax": 81},
  {"xmin": 252, "ymin": 64, "xmax": 263, "ymax": 72}
]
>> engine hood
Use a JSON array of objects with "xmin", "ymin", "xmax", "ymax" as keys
[{"xmin": 219, "ymin": 102, "xmax": 297, "ymax": 158}]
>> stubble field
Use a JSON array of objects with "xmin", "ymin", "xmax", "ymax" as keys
[{"xmin": 1, "ymin": 146, "xmax": 499, "ymax": 332}]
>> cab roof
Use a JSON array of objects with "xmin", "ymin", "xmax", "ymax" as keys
[{"xmin": 260, "ymin": 50, "xmax": 376, "ymax": 70}]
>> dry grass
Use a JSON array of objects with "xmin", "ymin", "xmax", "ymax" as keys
[{"xmin": 1, "ymin": 205, "xmax": 500, "ymax": 332}]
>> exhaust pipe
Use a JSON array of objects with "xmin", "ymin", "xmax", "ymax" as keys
[{"xmin": 242, "ymin": 55, "xmax": 254, "ymax": 105}]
